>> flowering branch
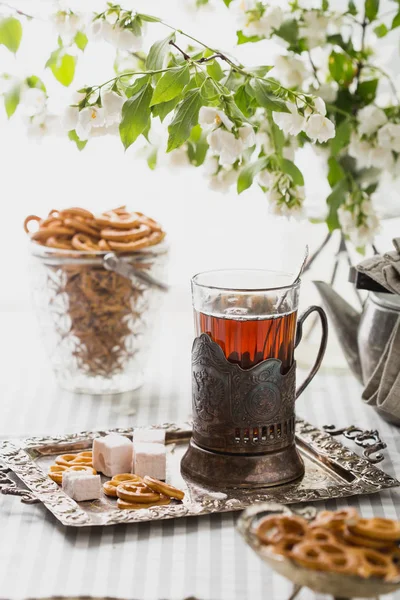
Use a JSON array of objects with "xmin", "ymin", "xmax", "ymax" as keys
[{"xmin": 2, "ymin": 0, "xmax": 400, "ymax": 251}]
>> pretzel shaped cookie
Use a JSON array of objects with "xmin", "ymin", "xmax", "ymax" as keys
[
  {"xmin": 349, "ymin": 517, "xmax": 400, "ymax": 542},
  {"xmin": 103, "ymin": 474, "xmax": 143, "ymax": 497},
  {"xmin": 291, "ymin": 541, "xmax": 359, "ymax": 574},
  {"xmin": 357, "ymin": 548, "xmax": 398, "ymax": 580},
  {"xmin": 55, "ymin": 451, "xmax": 93, "ymax": 468},
  {"xmin": 48, "ymin": 464, "xmax": 95, "ymax": 484},
  {"xmin": 256, "ymin": 514, "xmax": 307, "ymax": 545},
  {"xmin": 143, "ymin": 476, "xmax": 185, "ymax": 500},
  {"xmin": 116, "ymin": 481, "xmax": 160, "ymax": 504},
  {"xmin": 311, "ymin": 508, "xmax": 358, "ymax": 531}
]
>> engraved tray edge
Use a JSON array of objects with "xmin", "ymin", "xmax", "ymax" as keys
[{"xmin": 0, "ymin": 418, "xmax": 398, "ymax": 528}]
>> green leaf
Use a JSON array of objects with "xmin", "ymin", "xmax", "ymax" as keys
[
  {"xmin": 236, "ymin": 30, "xmax": 263, "ymax": 45},
  {"xmin": 222, "ymin": 0, "xmax": 234, "ymax": 5},
  {"xmin": 46, "ymin": 51, "xmax": 76, "ymax": 87},
  {"xmin": 322, "ymin": 0, "xmax": 329, "ymax": 9},
  {"xmin": 330, "ymin": 119, "xmax": 352, "ymax": 156},
  {"xmin": 147, "ymin": 146, "xmax": 157, "ymax": 170},
  {"xmin": 187, "ymin": 125, "xmax": 208, "ymax": 166},
  {"xmin": 250, "ymin": 79, "xmax": 290, "ymax": 113},
  {"xmin": 167, "ymin": 89, "xmax": 202, "ymax": 152},
  {"xmin": 248, "ymin": 65, "xmax": 273, "ymax": 77},
  {"xmin": 279, "ymin": 158, "xmax": 304, "ymax": 186},
  {"xmin": 25, "ymin": 75, "xmax": 46, "ymax": 92},
  {"xmin": 326, "ymin": 178, "xmax": 349, "ymax": 232},
  {"xmin": 365, "ymin": 0, "xmax": 379, "ymax": 22},
  {"xmin": 356, "ymin": 78, "xmax": 378, "ymax": 104},
  {"xmin": 146, "ymin": 33, "xmax": 175, "ymax": 71},
  {"xmin": 119, "ymin": 81, "xmax": 153, "ymax": 149},
  {"xmin": 234, "ymin": 85, "xmax": 255, "ymax": 118},
  {"xmin": 151, "ymin": 65, "xmax": 190, "ymax": 106},
  {"xmin": 275, "ymin": 20, "xmax": 299, "ymax": 46},
  {"xmin": 68, "ymin": 130, "xmax": 87, "ymax": 151},
  {"xmin": 237, "ymin": 158, "xmax": 268, "ymax": 194},
  {"xmin": 348, "ymin": 0, "xmax": 357, "ymax": 15},
  {"xmin": 374, "ymin": 23, "xmax": 388, "ymax": 37},
  {"xmin": 328, "ymin": 51, "xmax": 355, "ymax": 86},
  {"xmin": 201, "ymin": 77, "xmax": 220, "ymax": 101},
  {"xmin": 206, "ymin": 60, "xmax": 224, "ymax": 81},
  {"xmin": 327, "ymin": 157, "xmax": 345, "ymax": 187},
  {"xmin": 0, "ymin": 17, "xmax": 22, "ymax": 53},
  {"xmin": 270, "ymin": 119, "xmax": 285, "ymax": 155},
  {"xmin": 137, "ymin": 13, "xmax": 161, "ymax": 22},
  {"xmin": 152, "ymin": 96, "xmax": 180, "ymax": 122},
  {"xmin": 4, "ymin": 84, "xmax": 20, "ymax": 118},
  {"xmin": 74, "ymin": 31, "xmax": 88, "ymax": 51},
  {"xmin": 392, "ymin": 12, "xmax": 400, "ymax": 29},
  {"xmin": 125, "ymin": 75, "xmax": 150, "ymax": 98}
]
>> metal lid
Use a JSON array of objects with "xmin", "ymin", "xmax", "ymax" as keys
[{"xmin": 370, "ymin": 291, "xmax": 400, "ymax": 311}]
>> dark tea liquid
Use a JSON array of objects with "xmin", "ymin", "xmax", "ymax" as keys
[{"xmin": 195, "ymin": 310, "xmax": 297, "ymax": 372}]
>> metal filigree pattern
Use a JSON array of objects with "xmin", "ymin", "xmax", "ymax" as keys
[
  {"xmin": 0, "ymin": 419, "xmax": 398, "ymax": 527},
  {"xmin": 191, "ymin": 334, "xmax": 297, "ymax": 453}
]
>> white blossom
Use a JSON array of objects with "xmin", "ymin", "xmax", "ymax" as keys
[
  {"xmin": 348, "ymin": 133, "xmax": 372, "ymax": 167},
  {"xmin": 273, "ymin": 103, "xmax": 305, "ymax": 136},
  {"xmin": 238, "ymin": 123, "xmax": 256, "ymax": 148},
  {"xmin": 256, "ymin": 131, "xmax": 273, "ymax": 155},
  {"xmin": 26, "ymin": 113, "xmax": 60, "ymax": 140},
  {"xmin": 301, "ymin": 11, "xmax": 329, "ymax": 48},
  {"xmin": 258, "ymin": 169, "xmax": 275, "ymax": 188},
  {"xmin": 203, "ymin": 156, "xmax": 237, "ymax": 193},
  {"xmin": 88, "ymin": 18, "xmax": 105, "ymax": 41},
  {"xmin": 163, "ymin": 145, "xmax": 190, "ymax": 167},
  {"xmin": 273, "ymin": 55, "xmax": 307, "ymax": 88},
  {"xmin": 377, "ymin": 123, "xmax": 400, "ymax": 152},
  {"xmin": 304, "ymin": 114, "xmax": 335, "ymax": 143},
  {"xmin": 357, "ymin": 105, "xmax": 387, "ymax": 136},
  {"xmin": 313, "ymin": 97, "xmax": 326, "ymax": 116},
  {"xmin": 369, "ymin": 146, "xmax": 394, "ymax": 169},
  {"xmin": 76, "ymin": 106, "xmax": 105, "ymax": 140},
  {"xmin": 199, "ymin": 106, "xmax": 234, "ymax": 131},
  {"xmin": 20, "ymin": 88, "xmax": 47, "ymax": 117},
  {"xmin": 242, "ymin": 6, "xmax": 283, "ymax": 38},
  {"xmin": 338, "ymin": 194, "xmax": 380, "ymax": 247},
  {"xmin": 51, "ymin": 11, "xmax": 82, "ymax": 40},
  {"xmin": 101, "ymin": 89, "xmax": 126, "ymax": 124},
  {"xmin": 110, "ymin": 26, "xmax": 142, "ymax": 51},
  {"xmin": 316, "ymin": 83, "xmax": 338, "ymax": 104},
  {"xmin": 203, "ymin": 155, "xmax": 219, "ymax": 176},
  {"xmin": 207, "ymin": 128, "xmax": 244, "ymax": 166},
  {"xmin": 89, "ymin": 19, "xmax": 142, "ymax": 51}
]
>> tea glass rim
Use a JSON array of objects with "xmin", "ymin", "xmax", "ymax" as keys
[{"xmin": 191, "ymin": 268, "xmax": 301, "ymax": 293}]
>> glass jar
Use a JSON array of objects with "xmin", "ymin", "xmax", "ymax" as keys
[{"xmin": 30, "ymin": 243, "xmax": 168, "ymax": 394}]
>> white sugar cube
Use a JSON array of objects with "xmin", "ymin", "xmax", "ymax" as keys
[
  {"xmin": 133, "ymin": 442, "xmax": 166, "ymax": 480},
  {"xmin": 133, "ymin": 428, "xmax": 166, "ymax": 445},
  {"xmin": 93, "ymin": 434, "xmax": 133, "ymax": 477},
  {"xmin": 62, "ymin": 471, "xmax": 102, "ymax": 502}
]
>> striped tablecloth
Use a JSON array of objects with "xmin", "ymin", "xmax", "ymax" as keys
[{"xmin": 1, "ymin": 302, "xmax": 400, "ymax": 600}]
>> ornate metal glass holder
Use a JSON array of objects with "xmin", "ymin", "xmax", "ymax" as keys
[{"xmin": 181, "ymin": 269, "xmax": 328, "ymax": 489}]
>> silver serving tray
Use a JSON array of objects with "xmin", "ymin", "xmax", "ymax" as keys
[{"xmin": 0, "ymin": 418, "xmax": 398, "ymax": 527}]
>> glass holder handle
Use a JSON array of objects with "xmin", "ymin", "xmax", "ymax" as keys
[
  {"xmin": 103, "ymin": 252, "xmax": 169, "ymax": 292},
  {"xmin": 294, "ymin": 305, "xmax": 329, "ymax": 399}
]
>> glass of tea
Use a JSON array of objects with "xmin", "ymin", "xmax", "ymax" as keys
[
  {"xmin": 182, "ymin": 269, "xmax": 328, "ymax": 488},
  {"xmin": 193, "ymin": 269, "xmax": 299, "ymax": 372}
]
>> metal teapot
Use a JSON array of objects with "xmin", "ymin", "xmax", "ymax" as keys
[{"xmin": 314, "ymin": 280, "xmax": 400, "ymax": 425}]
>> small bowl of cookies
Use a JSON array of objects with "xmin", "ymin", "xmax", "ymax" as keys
[{"xmin": 237, "ymin": 502, "xmax": 400, "ymax": 598}]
